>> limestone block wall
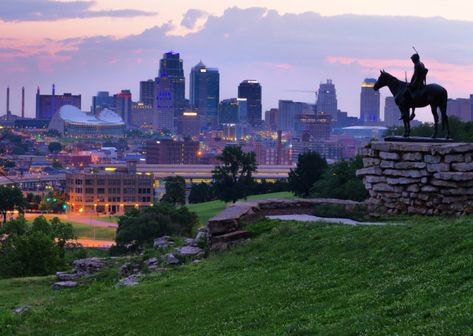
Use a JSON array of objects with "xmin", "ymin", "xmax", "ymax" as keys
[{"xmin": 357, "ymin": 142, "xmax": 473, "ymax": 216}]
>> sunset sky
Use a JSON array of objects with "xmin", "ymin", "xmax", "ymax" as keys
[{"xmin": 2, "ymin": 0, "xmax": 473, "ymax": 121}]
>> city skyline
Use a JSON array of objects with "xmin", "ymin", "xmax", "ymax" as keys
[{"xmin": 1, "ymin": 2, "xmax": 473, "ymax": 122}]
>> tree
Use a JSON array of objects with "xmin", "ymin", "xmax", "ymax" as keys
[
  {"xmin": 48, "ymin": 142, "xmax": 62, "ymax": 154},
  {"xmin": 0, "ymin": 217, "xmax": 28, "ymax": 236},
  {"xmin": 288, "ymin": 151, "xmax": 327, "ymax": 198},
  {"xmin": 212, "ymin": 145, "xmax": 257, "ymax": 203},
  {"xmin": 311, "ymin": 156, "xmax": 368, "ymax": 202},
  {"xmin": 50, "ymin": 217, "xmax": 75, "ymax": 259},
  {"xmin": 0, "ymin": 186, "xmax": 26, "ymax": 226},
  {"xmin": 188, "ymin": 182, "xmax": 215, "ymax": 204},
  {"xmin": 161, "ymin": 176, "xmax": 186, "ymax": 205},
  {"xmin": 115, "ymin": 203, "xmax": 197, "ymax": 247}
]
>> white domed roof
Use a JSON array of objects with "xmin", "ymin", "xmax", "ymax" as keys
[{"xmin": 58, "ymin": 105, "xmax": 124, "ymax": 125}]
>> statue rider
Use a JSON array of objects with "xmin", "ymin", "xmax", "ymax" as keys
[{"xmin": 397, "ymin": 49, "xmax": 429, "ymax": 120}]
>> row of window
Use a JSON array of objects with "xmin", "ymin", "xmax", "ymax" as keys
[
  {"xmin": 72, "ymin": 196, "xmax": 152, "ymax": 203},
  {"xmin": 70, "ymin": 187, "xmax": 153, "ymax": 194}
]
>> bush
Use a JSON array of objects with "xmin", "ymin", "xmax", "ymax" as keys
[
  {"xmin": 311, "ymin": 156, "xmax": 368, "ymax": 202},
  {"xmin": 288, "ymin": 151, "xmax": 327, "ymax": 197},
  {"xmin": 115, "ymin": 203, "xmax": 198, "ymax": 248}
]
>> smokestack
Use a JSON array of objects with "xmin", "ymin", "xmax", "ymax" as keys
[
  {"xmin": 21, "ymin": 87, "xmax": 25, "ymax": 118},
  {"xmin": 6, "ymin": 87, "xmax": 10, "ymax": 117},
  {"xmin": 52, "ymin": 84, "xmax": 55, "ymax": 96}
]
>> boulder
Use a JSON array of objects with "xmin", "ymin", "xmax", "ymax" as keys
[
  {"xmin": 175, "ymin": 245, "xmax": 203, "ymax": 257},
  {"xmin": 165, "ymin": 253, "xmax": 180, "ymax": 265},
  {"xmin": 153, "ymin": 236, "xmax": 173, "ymax": 249},
  {"xmin": 184, "ymin": 238, "xmax": 196, "ymax": 246},
  {"xmin": 73, "ymin": 258, "xmax": 105, "ymax": 276},
  {"xmin": 52, "ymin": 281, "xmax": 78, "ymax": 290},
  {"xmin": 56, "ymin": 272, "xmax": 79, "ymax": 282},
  {"xmin": 13, "ymin": 306, "xmax": 31, "ymax": 314},
  {"xmin": 117, "ymin": 273, "xmax": 143, "ymax": 287}
]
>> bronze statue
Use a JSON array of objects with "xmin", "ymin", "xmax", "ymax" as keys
[{"xmin": 373, "ymin": 58, "xmax": 450, "ymax": 138}]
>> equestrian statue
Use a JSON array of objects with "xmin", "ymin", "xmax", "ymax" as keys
[{"xmin": 373, "ymin": 49, "xmax": 450, "ymax": 138}]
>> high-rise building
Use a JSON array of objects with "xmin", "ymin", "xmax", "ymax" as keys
[
  {"xmin": 177, "ymin": 111, "xmax": 200, "ymax": 138},
  {"xmin": 140, "ymin": 80, "xmax": 155, "ymax": 106},
  {"xmin": 316, "ymin": 80, "xmax": 338, "ymax": 121},
  {"xmin": 264, "ymin": 108, "xmax": 279, "ymax": 131},
  {"xmin": 447, "ymin": 98, "xmax": 471, "ymax": 122},
  {"xmin": 131, "ymin": 102, "xmax": 154, "ymax": 129},
  {"xmin": 278, "ymin": 100, "xmax": 308, "ymax": 132},
  {"xmin": 360, "ymin": 78, "xmax": 380, "ymax": 124},
  {"xmin": 145, "ymin": 139, "xmax": 200, "ymax": 164},
  {"xmin": 190, "ymin": 61, "xmax": 220, "ymax": 128},
  {"xmin": 238, "ymin": 80, "xmax": 262, "ymax": 127},
  {"xmin": 156, "ymin": 52, "xmax": 186, "ymax": 126},
  {"xmin": 36, "ymin": 85, "xmax": 81, "ymax": 120},
  {"xmin": 218, "ymin": 98, "xmax": 247, "ymax": 124},
  {"xmin": 114, "ymin": 90, "xmax": 132, "ymax": 127},
  {"xmin": 154, "ymin": 75, "xmax": 175, "ymax": 131},
  {"xmin": 384, "ymin": 97, "xmax": 402, "ymax": 127},
  {"xmin": 92, "ymin": 91, "xmax": 115, "ymax": 114}
]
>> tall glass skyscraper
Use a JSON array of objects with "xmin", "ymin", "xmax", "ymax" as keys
[
  {"xmin": 155, "ymin": 52, "xmax": 186, "ymax": 131},
  {"xmin": 360, "ymin": 78, "xmax": 380, "ymax": 124},
  {"xmin": 316, "ymin": 79, "xmax": 338, "ymax": 122},
  {"xmin": 238, "ymin": 80, "xmax": 262, "ymax": 127},
  {"xmin": 190, "ymin": 61, "xmax": 220, "ymax": 128}
]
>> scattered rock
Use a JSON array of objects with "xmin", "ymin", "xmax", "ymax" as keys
[
  {"xmin": 184, "ymin": 238, "xmax": 196, "ymax": 246},
  {"xmin": 148, "ymin": 265, "xmax": 167, "ymax": 272},
  {"xmin": 145, "ymin": 257, "xmax": 158, "ymax": 266},
  {"xmin": 195, "ymin": 228, "xmax": 209, "ymax": 246},
  {"xmin": 117, "ymin": 273, "xmax": 143, "ymax": 287},
  {"xmin": 153, "ymin": 236, "xmax": 173, "ymax": 249},
  {"xmin": 73, "ymin": 258, "xmax": 105, "ymax": 276},
  {"xmin": 175, "ymin": 246, "xmax": 203, "ymax": 257},
  {"xmin": 56, "ymin": 272, "xmax": 79, "ymax": 282},
  {"xmin": 192, "ymin": 259, "xmax": 202, "ymax": 265},
  {"xmin": 165, "ymin": 253, "xmax": 180, "ymax": 265},
  {"xmin": 52, "ymin": 281, "xmax": 78, "ymax": 290},
  {"xmin": 13, "ymin": 306, "xmax": 31, "ymax": 314}
]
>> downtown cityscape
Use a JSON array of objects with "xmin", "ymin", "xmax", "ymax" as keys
[{"xmin": 2, "ymin": 1, "xmax": 473, "ymax": 335}]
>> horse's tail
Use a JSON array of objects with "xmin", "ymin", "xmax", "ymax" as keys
[{"xmin": 440, "ymin": 87, "xmax": 448, "ymax": 129}]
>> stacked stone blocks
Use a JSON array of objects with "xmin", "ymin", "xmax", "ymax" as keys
[{"xmin": 358, "ymin": 142, "xmax": 473, "ymax": 215}]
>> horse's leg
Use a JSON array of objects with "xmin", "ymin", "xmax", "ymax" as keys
[
  {"xmin": 402, "ymin": 109, "xmax": 409, "ymax": 137},
  {"xmin": 410, "ymin": 107, "xmax": 416, "ymax": 121},
  {"xmin": 431, "ymin": 104, "xmax": 439, "ymax": 138},
  {"xmin": 440, "ymin": 100, "xmax": 450, "ymax": 138}
]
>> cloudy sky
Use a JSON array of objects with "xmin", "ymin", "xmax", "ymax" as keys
[{"xmin": 1, "ymin": 0, "xmax": 473, "ymax": 121}]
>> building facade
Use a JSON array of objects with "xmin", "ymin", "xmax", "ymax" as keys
[
  {"xmin": 360, "ymin": 78, "xmax": 380, "ymax": 124},
  {"xmin": 447, "ymin": 98, "xmax": 471, "ymax": 122},
  {"xmin": 92, "ymin": 91, "xmax": 115, "ymax": 115},
  {"xmin": 238, "ymin": 80, "xmax": 262, "ymax": 127},
  {"xmin": 145, "ymin": 139, "xmax": 200, "ymax": 164},
  {"xmin": 140, "ymin": 80, "xmax": 155, "ymax": 106},
  {"xmin": 114, "ymin": 90, "xmax": 132, "ymax": 127},
  {"xmin": 66, "ymin": 169, "xmax": 154, "ymax": 214},
  {"xmin": 36, "ymin": 85, "xmax": 81, "ymax": 120},
  {"xmin": 316, "ymin": 80, "xmax": 338, "ymax": 121},
  {"xmin": 190, "ymin": 61, "xmax": 220, "ymax": 128},
  {"xmin": 384, "ymin": 96, "xmax": 402, "ymax": 127}
]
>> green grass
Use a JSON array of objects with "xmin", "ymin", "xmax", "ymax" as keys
[
  {"xmin": 68, "ymin": 222, "xmax": 116, "ymax": 241},
  {"xmin": 188, "ymin": 191, "xmax": 295, "ymax": 226},
  {"xmin": 3, "ymin": 216, "xmax": 473, "ymax": 335}
]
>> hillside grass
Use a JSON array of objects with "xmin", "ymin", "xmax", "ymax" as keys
[{"xmin": 3, "ymin": 216, "xmax": 473, "ymax": 335}]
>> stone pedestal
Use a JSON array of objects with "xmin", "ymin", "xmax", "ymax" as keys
[{"xmin": 357, "ymin": 141, "xmax": 473, "ymax": 216}]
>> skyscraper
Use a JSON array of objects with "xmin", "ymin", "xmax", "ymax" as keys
[
  {"xmin": 156, "ymin": 52, "xmax": 186, "ymax": 124},
  {"xmin": 36, "ymin": 85, "xmax": 81, "ymax": 120},
  {"xmin": 238, "ymin": 80, "xmax": 262, "ymax": 127},
  {"xmin": 114, "ymin": 90, "xmax": 132, "ymax": 127},
  {"xmin": 278, "ymin": 100, "xmax": 306, "ymax": 132},
  {"xmin": 360, "ymin": 78, "xmax": 380, "ymax": 124},
  {"xmin": 316, "ymin": 80, "xmax": 338, "ymax": 121},
  {"xmin": 190, "ymin": 61, "xmax": 220, "ymax": 128},
  {"xmin": 218, "ymin": 98, "xmax": 247, "ymax": 124},
  {"xmin": 154, "ymin": 75, "xmax": 175, "ymax": 131},
  {"xmin": 92, "ymin": 91, "xmax": 115, "ymax": 114},
  {"xmin": 384, "ymin": 97, "xmax": 402, "ymax": 127},
  {"xmin": 140, "ymin": 80, "xmax": 155, "ymax": 106}
]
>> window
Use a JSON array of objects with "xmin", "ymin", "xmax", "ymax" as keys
[
  {"xmin": 97, "ymin": 188, "xmax": 105, "ymax": 194},
  {"xmin": 75, "ymin": 187, "xmax": 83, "ymax": 193},
  {"xmin": 85, "ymin": 188, "xmax": 94, "ymax": 194},
  {"xmin": 75, "ymin": 179, "xmax": 83, "ymax": 185},
  {"xmin": 85, "ymin": 179, "xmax": 93, "ymax": 186},
  {"xmin": 96, "ymin": 179, "xmax": 105, "ymax": 185}
]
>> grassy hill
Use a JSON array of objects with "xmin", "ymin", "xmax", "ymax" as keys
[{"xmin": 2, "ymin": 215, "xmax": 473, "ymax": 335}]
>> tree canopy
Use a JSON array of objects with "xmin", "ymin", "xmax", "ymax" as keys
[
  {"xmin": 212, "ymin": 145, "xmax": 257, "ymax": 203},
  {"xmin": 288, "ymin": 151, "xmax": 327, "ymax": 198}
]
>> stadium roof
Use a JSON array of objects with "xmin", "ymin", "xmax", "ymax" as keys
[{"xmin": 58, "ymin": 105, "xmax": 124, "ymax": 126}]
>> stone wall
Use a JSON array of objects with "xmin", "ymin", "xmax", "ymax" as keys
[
  {"xmin": 357, "ymin": 141, "xmax": 473, "ymax": 216},
  {"xmin": 207, "ymin": 198, "xmax": 365, "ymax": 250}
]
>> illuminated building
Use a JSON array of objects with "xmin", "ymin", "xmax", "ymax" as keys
[
  {"xmin": 177, "ymin": 111, "xmax": 200, "ymax": 137},
  {"xmin": 145, "ymin": 139, "xmax": 200, "ymax": 164},
  {"xmin": 360, "ymin": 78, "xmax": 380, "ymax": 123},
  {"xmin": 190, "ymin": 61, "xmax": 219, "ymax": 128},
  {"xmin": 114, "ymin": 90, "xmax": 132, "ymax": 127},
  {"xmin": 238, "ymin": 80, "xmax": 262, "ymax": 127},
  {"xmin": 316, "ymin": 80, "xmax": 338, "ymax": 121},
  {"xmin": 65, "ymin": 162, "xmax": 153, "ymax": 214}
]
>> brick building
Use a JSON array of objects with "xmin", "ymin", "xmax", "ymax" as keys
[{"xmin": 145, "ymin": 139, "xmax": 200, "ymax": 164}]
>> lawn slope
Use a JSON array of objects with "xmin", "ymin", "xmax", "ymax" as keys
[{"xmin": 2, "ymin": 216, "xmax": 473, "ymax": 335}]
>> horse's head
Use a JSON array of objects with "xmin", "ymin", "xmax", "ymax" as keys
[{"xmin": 373, "ymin": 70, "xmax": 389, "ymax": 91}]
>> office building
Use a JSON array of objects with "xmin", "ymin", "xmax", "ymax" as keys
[
  {"xmin": 218, "ymin": 98, "xmax": 247, "ymax": 124},
  {"xmin": 264, "ymin": 108, "xmax": 279, "ymax": 131},
  {"xmin": 114, "ymin": 90, "xmax": 132, "ymax": 127},
  {"xmin": 131, "ymin": 102, "xmax": 154, "ymax": 129},
  {"xmin": 140, "ymin": 80, "xmax": 155, "ymax": 106},
  {"xmin": 36, "ymin": 85, "xmax": 81, "ymax": 120},
  {"xmin": 156, "ymin": 52, "xmax": 186, "ymax": 124},
  {"xmin": 384, "ymin": 97, "xmax": 402, "ymax": 127},
  {"xmin": 360, "ymin": 78, "xmax": 380, "ymax": 123},
  {"xmin": 177, "ymin": 111, "xmax": 200, "ymax": 138},
  {"xmin": 447, "ymin": 98, "xmax": 471, "ymax": 122},
  {"xmin": 238, "ymin": 80, "xmax": 262, "ymax": 127},
  {"xmin": 190, "ymin": 61, "xmax": 220, "ymax": 128},
  {"xmin": 65, "ymin": 163, "xmax": 153, "ymax": 214},
  {"xmin": 145, "ymin": 139, "xmax": 200, "ymax": 164},
  {"xmin": 92, "ymin": 91, "xmax": 115, "ymax": 115},
  {"xmin": 316, "ymin": 80, "xmax": 338, "ymax": 121}
]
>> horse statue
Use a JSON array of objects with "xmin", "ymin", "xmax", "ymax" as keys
[{"xmin": 373, "ymin": 70, "xmax": 450, "ymax": 138}]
